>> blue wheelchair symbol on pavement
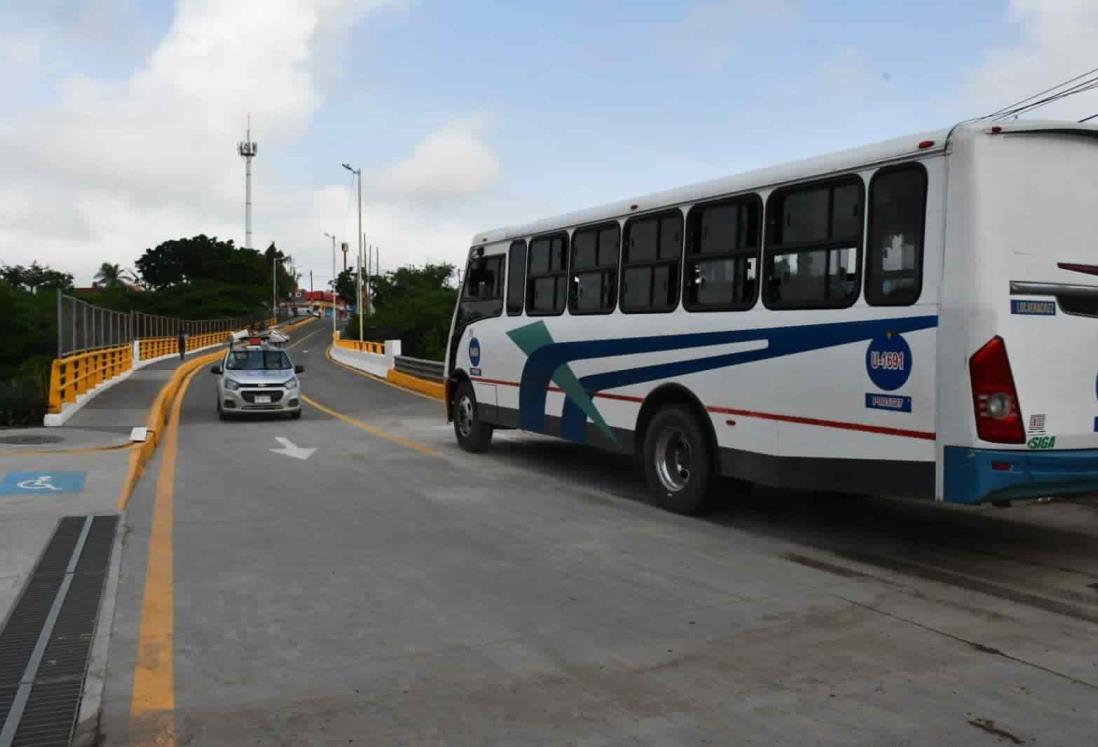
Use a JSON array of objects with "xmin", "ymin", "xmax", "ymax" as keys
[{"xmin": 0, "ymin": 471, "xmax": 86, "ymax": 496}]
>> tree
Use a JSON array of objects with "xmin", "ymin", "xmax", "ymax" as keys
[
  {"xmin": 0, "ymin": 262, "xmax": 73, "ymax": 293},
  {"xmin": 345, "ymin": 263, "xmax": 457, "ymax": 359},
  {"xmin": 334, "ymin": 269, "xmax": 357, "ymax": 306},
  {"xmin": 94, "ymin": 263, "xmax": 126, "ymax": 288}
]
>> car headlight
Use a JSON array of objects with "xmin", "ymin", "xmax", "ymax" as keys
[
  {"xmin": 223, "ymin": 378, "xmax": 241, "ymax": 391},
  {"xmin": 285, "ymin": 377, "xmax": 300, "ymax": 389}
]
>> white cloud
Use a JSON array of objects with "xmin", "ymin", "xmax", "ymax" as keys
[
  {"xmin": 964, "ymin": 0, "xmax": 1098, "ymax": 121},
  {"xmin": 375, "ymin": 115, "xmax": 501, "ymax": 201},
  {"xmin": 659, "ymin": 0, "xmax": 800, "ymax": 72},
  {"xmin": 0, "ymin": 0, "xmax": 488, "ymax": 286}
]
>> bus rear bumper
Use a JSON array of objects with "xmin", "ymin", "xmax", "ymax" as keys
[{"xmin": 943, "ymin": 446, "xmax": 1098, "ymax": 505}]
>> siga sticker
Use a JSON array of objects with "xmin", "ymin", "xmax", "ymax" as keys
[
  {"xmin": 469, "ymin": 337, "xmax": 481, "ymax": 367},
  {"xmin": 865, "ymin": 333, "xmax": 912, "ymax": 391}
]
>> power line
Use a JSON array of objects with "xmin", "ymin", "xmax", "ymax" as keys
[
  {"xmin": 983, "ymin": 65, "xmax": 1098, "ymax": 120},
  {"xmin": 1080, "ymin": 112, "xmax": 1098, "ymax": 123}
]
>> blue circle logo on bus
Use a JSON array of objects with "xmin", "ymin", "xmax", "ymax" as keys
[
  {"xmin": 866, "ymin": 333, "xmax": 912, "ymax": 391},
  {"xmin": 469, "ymin": 337, "xmax": 481, "ymax": 366}
]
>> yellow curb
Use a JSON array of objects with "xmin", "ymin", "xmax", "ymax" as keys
[
  {"xmin": 386, "ymin": 369, "xmax": 445, "ymax": 401},
  {"xmin": 117, "ymin": 347, "xmax": 225, "ymax": 510}
]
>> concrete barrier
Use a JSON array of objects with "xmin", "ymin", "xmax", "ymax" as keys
[
  {"xmin": 330, "ymin": 338, "xmax": 401, "ymax": 379},
  {"xmin": 329, "ymin": 334, "xmax": 446, "ymax": 400}
]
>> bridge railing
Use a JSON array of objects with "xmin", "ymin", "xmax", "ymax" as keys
[{"xmin": 45, "ymin": 295, "xmax": 277, "ymax": 424}]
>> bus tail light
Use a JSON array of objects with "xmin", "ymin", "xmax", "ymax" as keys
[{"xmin": 969, "ymin": 336, "xmax": 1025, "ymax": 444}]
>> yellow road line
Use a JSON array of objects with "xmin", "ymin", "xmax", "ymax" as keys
[
  {"xmin": 287, "ymin": 324, "xmax": 324, "ymax": 350},
  {"xmin": 324, "ymin": 343, "xmax": 443, "ymax": 404},
  {"xmin": 129, "ymin": 365, "xmax": 201, "ymax": 744},
  {"xmin": 301, "ymin": 393, "xmax": 438, "ymax": 456}
]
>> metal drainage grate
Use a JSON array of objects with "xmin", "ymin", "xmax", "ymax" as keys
[
  {"xmin": 0, "ymin": 514, "xmax": 119, "ymax": 747},
  {"xmin": 0, "ymin": 435, "xmax": 64, "ymax": 446}
]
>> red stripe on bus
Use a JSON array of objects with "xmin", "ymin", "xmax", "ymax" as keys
[
  {"xmin": 467, "ymin": 377, "xmax": 933, "ymax": 440},
  {"xmin": 705, "ymin": 406, "xmax": 935, "ymax": 440}
]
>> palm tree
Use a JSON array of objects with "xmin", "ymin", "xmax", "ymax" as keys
[{"xmin": 94, "ymin": 263, "xmax": 125, "ymax": 288}]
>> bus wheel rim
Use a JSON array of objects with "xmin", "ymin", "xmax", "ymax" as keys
[
  {"xmin": 655, "ymin": 427, "xmax": 691, "ymax": 492},
  {"xmin": 457, "ymin": 395, "xmax": 475, "ymax": 438}
]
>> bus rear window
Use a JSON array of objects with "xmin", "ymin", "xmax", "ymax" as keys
[{"xmin": 866, "ymin": 164, "xmax": 927, "ymax": 306}]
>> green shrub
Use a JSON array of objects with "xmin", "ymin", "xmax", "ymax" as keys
[{"xmin": 0, "ymin": 358, "xmax": 50, "ymax": 426}]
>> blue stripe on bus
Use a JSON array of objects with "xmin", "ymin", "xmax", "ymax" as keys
[{"xmin": 512, "ymin": 315, "xmax": 938, "ymax": 443}]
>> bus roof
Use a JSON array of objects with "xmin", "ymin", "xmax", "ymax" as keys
[{"xmin": 469, "ymin": 119, "xmax": 1098, "ymax": 246}]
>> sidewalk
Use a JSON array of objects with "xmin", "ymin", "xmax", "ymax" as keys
[
  {"xmin": 0, "ymin": 350, "xmax": 206, "ymax": 744},
  {"xmin": 65, "ymin": 354, "xmax": 199, "ymax": 436},
  {"xmin": 1, "ymin": 353, "xmax": 204, "ymax": 615}
]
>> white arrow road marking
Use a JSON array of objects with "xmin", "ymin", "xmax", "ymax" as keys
[{"xmin": 269, "ymin": 436, "xmax": 316, "ymax": 460}]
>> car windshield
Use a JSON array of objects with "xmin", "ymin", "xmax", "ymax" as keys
[{"xmin": 225, "ymin": 350, "xmax": 291, "ymax": 371}]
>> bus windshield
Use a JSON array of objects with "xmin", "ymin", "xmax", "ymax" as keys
[
  {"xmin": 226, "ymin": 350, "xmax": 291, "ymax": 371},
  {"xmin": 458, "ymin": 254, "xmax": 504, "ymax": 325}
]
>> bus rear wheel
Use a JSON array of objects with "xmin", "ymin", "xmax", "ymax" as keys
[
  {"xmin": 642, "ymin": 405, "xmax": 713, "ymax": 515},
  {"xmin": 453, "ymin": 379, "xmax": 493, "ymax": 453}
]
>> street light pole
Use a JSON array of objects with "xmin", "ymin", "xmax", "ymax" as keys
[
  {"xmin": 324, "ymin": 232, "xmax": 337, "ymax": 339},
  {"xmin": 343, "ymin": 163, "xmax": 363, "ymax": 344}
]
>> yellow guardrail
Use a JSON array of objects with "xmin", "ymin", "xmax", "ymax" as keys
[
  {"xmin": 47, "ymin": 344, "xmax": 133, "ymax": 414},
  {"xmin": 333, "ymin": 335, "xmax": 385, "ymax": 355},
  {"xmin": 386, "ymin": 369, "xmax": 445, "ymax": 400},
  {"xmin": 138, "ymin": 331, "xmax": 231, "ymax": 361}
]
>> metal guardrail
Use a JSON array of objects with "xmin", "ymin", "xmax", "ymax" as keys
[
  {"xmin": 57, "ymin": 291, "xmax": 267, "ymax": 357},
  {"xmin": 394, "ymin": 355, "xmax": 444, "ymax": 382}
]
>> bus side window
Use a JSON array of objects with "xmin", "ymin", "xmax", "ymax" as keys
[
  {"xmin": 621, "ymin": 211, "xmax": 682, "ymax": 313},
  {"xmin": 506, "ymin": 240, "xmax": 526, "ymax": 315},
  {"xmin": 684, "ymin": 195, "xmax": 761, "ymax": 312},
  {"xmin": 866, "ymin": 164, "xmax": 927, "ymax": 306},
  {"xmin": 763, "ymin": 176, "xmax": 864, "ymax": 310},
  {"xmin": 459, "ymin": 254, "xmax": 504, "ymax": 324},
  {"xmin": 569, "ymin": 223, "xmax": 619, "ymax": 314},
  {"xmin": 526, "ymin": 233, "xmax": 568, "ymax": 315}
]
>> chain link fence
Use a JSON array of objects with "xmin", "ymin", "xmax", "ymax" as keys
[{"xmin": 56, "ymin": 291, "xmax": 268, "ymax": 358}]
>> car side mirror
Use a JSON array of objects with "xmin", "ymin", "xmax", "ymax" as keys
[
  {"xmin": 210, "ymin": 365, "xmax": 222, "ymax": 375},
  {"xmin": 294, "ymin": 365, "xmax": 305, "ymax": 374}
]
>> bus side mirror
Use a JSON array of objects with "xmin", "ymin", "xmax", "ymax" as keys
[
  {"xmin": 210, "ymin": 365, "xmax": 222, "ymax": 375},
  {"xmin": 294, "ymin": 365, "xmax": 305, "ymax": 374}
]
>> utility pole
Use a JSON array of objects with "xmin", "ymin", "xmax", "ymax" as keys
[
  {"xmin": 238, "ymin": 116, "xmax": 257, "ymax": 249},
  {"xmin": 342, "ymin": 161, "xmax": 363, "ymax": 326},
  {"xmin": 324, "ymin": 232, "xmax": 337, "ymax": 339},
  {"xmin": 356, "ymin": 247, "xmax": 363, "ymax": 342},
  {"xmin": 309, "ymin": 270, "xmax": 313, "ymax": 293},
  {"xmin": 364, "ymin": 240, "xmax": 371, "ymax": 316}
]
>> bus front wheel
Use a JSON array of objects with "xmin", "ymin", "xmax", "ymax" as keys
[
  {"xmin": 642, "ymin": 405, "xmax": 713, "ymax": 515},
  {"xmin": 453, "ymin": 380, "xmax": 493, "ymax": 452}
]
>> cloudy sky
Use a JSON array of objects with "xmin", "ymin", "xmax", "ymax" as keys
[{"xmin": 1, "ymin": 0, "xmax": 1096, "ymax": 287}]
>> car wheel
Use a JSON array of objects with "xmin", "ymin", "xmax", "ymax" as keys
[
  {"xmin": 453, "ymin": 379, "xmax": 492, "ymax": 452},
  {"xmin": 291, "ymin": 410, "xmax": 302, "ymax": 420},
  {"xmin": 641, "ymin": 405, "xmax": 714, "ymax": 515}
]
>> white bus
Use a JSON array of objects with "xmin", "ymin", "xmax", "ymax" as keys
[{"xmin": 444, "ymin": 120, "xmax": 1098, "ymax": 513}]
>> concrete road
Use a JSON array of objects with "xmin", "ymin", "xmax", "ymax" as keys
[{"xmin": 98, "ymin": 318, "xmax": 1098, "ymax": 746}]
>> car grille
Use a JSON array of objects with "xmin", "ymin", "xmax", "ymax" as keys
[{"xmin": 242, "ymin": 390, "xmax": 284, "ymax": 404}]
